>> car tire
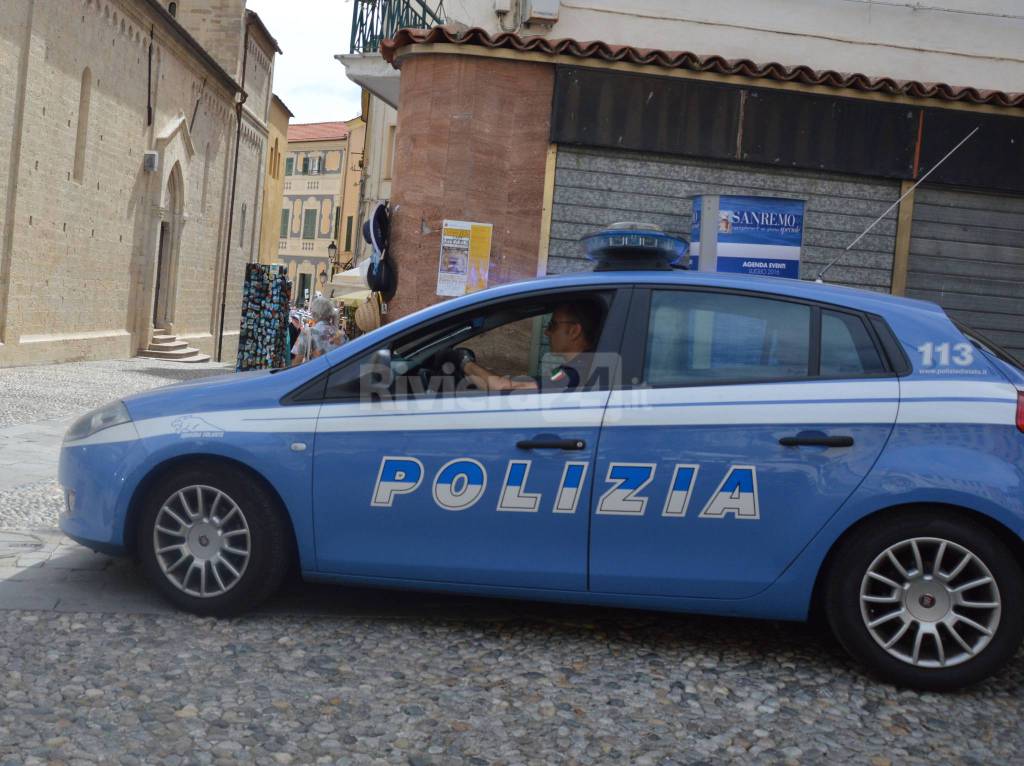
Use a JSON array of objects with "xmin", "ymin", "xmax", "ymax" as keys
[
  {"xmin": 137, "ymin": 464, "xmax": 292, "ymax": 617},
  {"xmin": 825, "ymin": 510, "xmax": 1024, "ymax": 691}
]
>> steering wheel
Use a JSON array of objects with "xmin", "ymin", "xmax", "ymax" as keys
[
  {"xmin": 422, "ymin": 347, "xmax": 478, "ymax": 393},
  {"xmin": 413, "ymin": 350, "xmax": 460, "ymax": 393}
]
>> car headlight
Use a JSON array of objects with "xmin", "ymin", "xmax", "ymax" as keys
[{"xmin": 64, "ymin": 401, "xmax": 132, "ymax": 443}]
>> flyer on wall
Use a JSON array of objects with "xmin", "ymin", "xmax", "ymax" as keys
[{"xmin": 436, "ymin": 220, "xmax": 493, "ymax": 297}]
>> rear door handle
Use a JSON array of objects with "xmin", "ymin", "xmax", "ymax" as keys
[
  {"xmin": 779, "ymin": 432, "xmax": 854, "ymax": 448},
  {"xmin": 516, "ymin": 437, "xmax": 587, "ymax": 451}
]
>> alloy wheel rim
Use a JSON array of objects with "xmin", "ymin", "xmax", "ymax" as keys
[
  {"xmin": 152, "ymin": 485, "xmax": 251, "ymax": 598},
  {"xmin": 860, "ymin": 537, "xmax": 1001, "ymax": 668}
]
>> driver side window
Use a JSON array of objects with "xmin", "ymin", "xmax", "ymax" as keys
[
  {"xmin": 323, "ymin": 292, "xmax": 611, "ymax": 400},
  {"xmin": 460, "ymin": 315, "xmax": 538, "ymax": 379}
]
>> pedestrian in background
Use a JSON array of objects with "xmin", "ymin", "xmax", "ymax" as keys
[{"xmin": 292, "ymin": 296, "xmax": 345, "ymax": 364}]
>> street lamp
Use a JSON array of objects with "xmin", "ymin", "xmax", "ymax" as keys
[
  {"xmin": 318, "ymin": 269, "xmax": 327, "ymax": 292},
  {"xmin": 327, "ymin": 240, "xmax": 339, "ymax": 276}
]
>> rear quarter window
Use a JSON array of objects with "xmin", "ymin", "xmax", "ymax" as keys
[{"xmin": 820, "ymin": 310, "xmax": 886, "ymax": 376}]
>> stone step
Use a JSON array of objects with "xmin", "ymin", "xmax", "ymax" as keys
[
  {"xmin": 151, "ymin": 333, "xmax": 177, "ymax": 344},
  {"xmin": 137, "ymin": 346, "xmax": 208, "ymax": 362},
  {"xmin": 148, "ymin": 340, "xmax": 188, "ymax": 352}
]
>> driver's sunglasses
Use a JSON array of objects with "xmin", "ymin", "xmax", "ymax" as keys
[{"xmin": 545, "ymin": 318, "xmax": 578, "ymax": 331}]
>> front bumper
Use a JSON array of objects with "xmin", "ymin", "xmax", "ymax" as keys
[{"xmin": 58, "ymin": 425, "xmax": 146, "ymax": 556}]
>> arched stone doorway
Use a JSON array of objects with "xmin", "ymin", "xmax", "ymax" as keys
[{"xmin": 153, "ymin": 162, "xmax": 184, "ymax": 331}]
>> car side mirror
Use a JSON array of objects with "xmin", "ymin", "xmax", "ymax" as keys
[
  {"xmin": 371, "ymin": 348, "xmax": 391, "ymax": 370},
  {"xmin": 364, "ymin": 348, "xmax": 393, "ymax": 398}
]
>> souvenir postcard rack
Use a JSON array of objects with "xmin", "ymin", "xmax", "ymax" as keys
[{"xmin": 236, "ymin": 263, "xmax": 291, "ymax": 371}]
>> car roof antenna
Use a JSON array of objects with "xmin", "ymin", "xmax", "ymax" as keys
[{"xmin": 814, "ymin": 126, "xmax": 980, "ymax": 284}]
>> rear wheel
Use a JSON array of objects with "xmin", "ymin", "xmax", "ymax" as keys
[
  {"xmin": 825, "ymin": 511, "xmax": 1024, "ymax": 690},
  {"xmin": 137, "ymin": 465, "xmax": 292, "ymax": 616}
]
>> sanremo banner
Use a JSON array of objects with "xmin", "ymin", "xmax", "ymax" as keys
[{"xmin": 691, "ymin": 196, "xmax": 805, "ymax": 279}]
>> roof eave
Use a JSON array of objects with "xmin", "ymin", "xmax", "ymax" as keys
[{"xmin": 381, "ymin": 26, "xmax": 1024, "ymax": 110}]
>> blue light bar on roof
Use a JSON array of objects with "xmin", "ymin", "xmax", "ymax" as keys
[{"xmin": 581, "ymin": 222, "xmax": 689, "ymax": 271}]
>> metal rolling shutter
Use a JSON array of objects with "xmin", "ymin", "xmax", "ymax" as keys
[
  {"xmin": 906, "ymin": 187, "xmax": 1024, "ymax": 358},
  {"xmin": 548, "ymin": 146, "xmax": 901, "ymax": 293}
]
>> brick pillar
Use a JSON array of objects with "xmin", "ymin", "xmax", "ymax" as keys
[{"xmin": 387, "ymin": 54, "xmax": 555, "ymax": 320}]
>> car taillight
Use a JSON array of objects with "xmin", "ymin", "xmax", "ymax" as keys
[{"xmin": 1018, "ymin": 391, "xmax": 1024, "ymax": 433}]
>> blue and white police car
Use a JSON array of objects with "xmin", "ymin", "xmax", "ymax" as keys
[{"xmin": 60, "ymin": 226, "xmax": 1024, "ymax": 690}]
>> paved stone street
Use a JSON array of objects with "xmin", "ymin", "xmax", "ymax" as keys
[{"xmin": 1, "ymin": 359, "xmax": 1024, "ymax": 764}]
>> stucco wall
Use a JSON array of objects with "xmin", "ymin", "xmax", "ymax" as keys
[
  {"xmin": 445, "ymin": 0, "xmax": 1024, "ymax": 94},
  {"xmin": 257, "ymin": 97, "xmax": 290, "ymax": 266},
  {"xmin": 339, "ymin": 119, "xmax": 365, "ymax": 261},
  {"xmin": 357, "ymin": 95, "xmax": 397, "ymax": 264},
  {"xmin": 280, "ymin": 137, "xmax": 346, "ymax": 265}
]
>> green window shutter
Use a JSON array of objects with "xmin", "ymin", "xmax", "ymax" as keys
[
  {"xmin": 344, "ymin": 216, "xmax": 353, "ymax": 251},
  {"xmin": 303, "ymin": 209, "xmax": 317, "ymax": 239},
  {"xmin": 285, "ymin": 157, "xmax": 293, "ymax": 176},
  {"xmin": 334, "ymin": 206, "xmax": 341, "ymax": 239},
  {"xmin": 280, "ymin": 209, "xmax": 289, "ymax": 238},
  {"xmin": 301, "ymin": 157, "xmax": 310, "ymax": 175}
]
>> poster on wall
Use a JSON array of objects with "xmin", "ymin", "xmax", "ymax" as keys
[
  {"xmin": 436, "ymin": 220, "xmax": 493, "ymax": 297},
  {"xmin": 691, "ymin": 196, "xmax": 805, "ymax": 279}
]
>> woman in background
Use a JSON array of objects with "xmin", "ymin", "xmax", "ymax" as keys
[{"xmin": 292, "ymin": 296, "xmax": 346, "ymax": 364}]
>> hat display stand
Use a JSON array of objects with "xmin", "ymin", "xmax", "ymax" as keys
[{"xmin": 363, "ymin": 201, "xmax": 396, "ymax": 313}]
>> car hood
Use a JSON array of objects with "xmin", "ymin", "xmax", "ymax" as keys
[{"xmin": 121, "ymin": 360, "xmax": 328, "ymax": 421}]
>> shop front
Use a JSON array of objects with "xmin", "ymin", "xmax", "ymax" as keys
[{"xmin": 376, "ymin": 28, "xmax": 1023, "ymax": 354}]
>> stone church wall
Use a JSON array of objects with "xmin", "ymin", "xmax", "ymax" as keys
[
  {"xmin": 171, "ymin": 0, "xmax": 245, "ymax": 79},
  {"xmin": 0, "ymin": 0, "xmax": 272, "ymax": 367}
]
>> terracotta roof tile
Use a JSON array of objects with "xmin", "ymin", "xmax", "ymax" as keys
[
  {"xmin": 288, "ymin": 122, "xmax": 349, "ymax": 142},
  {"xmin": 381, "ymin": 26, "xmax": 1024, "ymax": 109}
]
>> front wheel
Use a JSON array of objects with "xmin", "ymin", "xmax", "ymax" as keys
[
  {"xmin": 825, "ymin": 511, "xmax": 1024, "ymax": 691},
  {"xmin": 137, "ymin": 465, "xmax": 293, "ymax": 616}
]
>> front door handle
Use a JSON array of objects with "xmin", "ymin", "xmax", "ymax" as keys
[
  {"xmin": 516, "ymin": 437, "xmax": 587, "ymax": 451},
  {"xmin": 779, "ymin": 431, "xmax": 854, "ymax": 448}
]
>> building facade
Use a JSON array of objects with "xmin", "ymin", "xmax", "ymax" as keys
[
  {"xmin": 342, "ymin": 0, "xmax": 1024, "ymax": 357},
  {"xmin": 0, "ymin": 0, "xmax": 278, "ymax": 367},
  {"xmin": 337, "ymin": 115, "xmax": 366, "ymax": 268},
  {"xmin": 334, "ymin": 91, "xmax": 396, "ymax": 266},
  {"xmin": 257, "ymin": 94, "xmax": 292, "ymax": 265},
  {"xmin": 277, "ymin": 122, "xmax": 349, "ymax": 306}
]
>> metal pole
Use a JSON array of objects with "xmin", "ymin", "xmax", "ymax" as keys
[
  {"xmin": 815, "ymin": 126, "xmax": 979, "ymax": 283},
  {"xmin": 215, "ymin": 19, "xmax": 251, "ymax": 362}
]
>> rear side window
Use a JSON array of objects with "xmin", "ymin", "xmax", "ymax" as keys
[
  {"xmin": 644, "ymin": 290, "xmax": 811, "ymax": 386},
  {"xmin": 821, "ymin": 310, "xmax": 886, "ymax": 376}
]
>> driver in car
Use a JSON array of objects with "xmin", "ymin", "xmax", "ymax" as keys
[{"xmin": 448, "ymin": 301, "xmax": 601, "ymax": 392}]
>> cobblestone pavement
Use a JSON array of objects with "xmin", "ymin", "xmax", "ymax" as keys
[
  {"xmin": 2, "ymin": 603, "xmax": 1023, "ymax": 765},
  {"xmin": 2, "ymin": 359, "xmax": 1024, "ymax": 764},
  {"xmin": 0, "ymin": 358, "xmax": 232, "ymax": 430}
]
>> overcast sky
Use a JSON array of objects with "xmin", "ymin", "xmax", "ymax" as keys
[{"xmin": 246, "ymin": 0, "xmax": 363, "ymax": 125}]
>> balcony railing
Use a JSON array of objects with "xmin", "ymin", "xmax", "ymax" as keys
[{"xmin": 350, "ymin": 0, "xmax": 446, "ymax": 54}]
